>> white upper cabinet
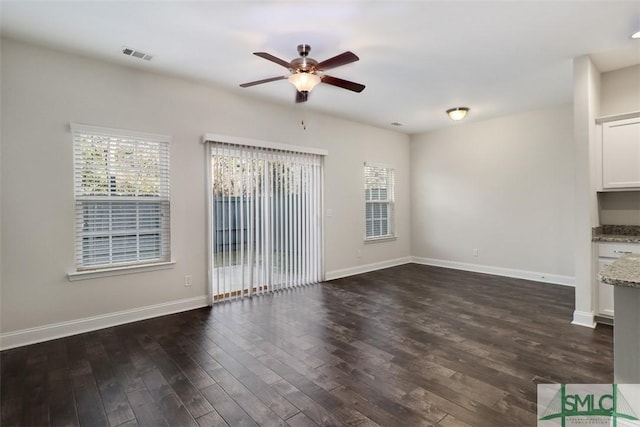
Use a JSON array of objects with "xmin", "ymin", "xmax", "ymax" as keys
[{"xmin": 597, "ymin": 114, "xmax": 640, "ymax": 191}]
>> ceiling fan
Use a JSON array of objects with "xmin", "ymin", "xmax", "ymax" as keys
[{"xmin": 240, "ymin": 44, "xmax": 365, "ymax": 103}]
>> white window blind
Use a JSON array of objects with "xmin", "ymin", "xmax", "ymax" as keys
[
  {"xmin": 208, "ymin": 142, "xmax": 323, "ymax": 302},
  {"xmin": 72, "ymin": 124, "xmax": 170, "ymax": 270},
  {"xmin": 364, "ymin": 163, "xmax": 395, "ymax": 240}
]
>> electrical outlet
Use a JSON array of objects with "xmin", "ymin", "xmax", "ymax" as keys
[
  {"xmin": 357, "ymin": 249, "xmax": 362, "ymax": 258},
  {"xmin": 473, "ymin": 248, "xmax": 479, "ymax": 257},
  {"xmin": 184, "ymin": 275, "xmax": 192, "ymax": 287}
]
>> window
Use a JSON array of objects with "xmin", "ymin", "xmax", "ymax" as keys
[
  {"xmin": 72, "ymin": 124, "xmax": 170, "ymax": 270},
  {"xmin": 364, "ymin": 163, "xmax": 395, "ymax": 240}
]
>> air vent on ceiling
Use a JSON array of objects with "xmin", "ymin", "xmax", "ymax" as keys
[{"xmin": 122, "ymin": 47, "xmax": 153, "ymax": 61}]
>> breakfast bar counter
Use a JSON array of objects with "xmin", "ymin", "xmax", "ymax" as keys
[
  {"xmin": 599, "ymin": 253, "xmax": 640, "ymax": 383},
  {"xmin": 599, "ymin": 253, "xmax": 640, "ymax": 288}
]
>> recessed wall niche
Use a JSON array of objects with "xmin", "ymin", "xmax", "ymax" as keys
[{"xmin": 598, "ymin": 191, "xmax": 640, "ymax": 226}]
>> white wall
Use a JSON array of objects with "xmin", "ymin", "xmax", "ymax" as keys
[
  {"xmin": 410, "ymin": 105, "xmax": 575, "ymax": 282},
  {"xmin": 0, "ymin": 38, "xmax": 411, "ymax": 341},
  {"xmin": 572, "ymin": 55, "xmax": 600, "ymax": 327},
  {"xmin": 600, "ymin": 64, "xmax": 640, "ymax": 117}
]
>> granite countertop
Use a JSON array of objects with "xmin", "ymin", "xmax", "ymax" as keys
[
  {"xmin": 599, "ymin": 253, "xmax": 640, "ymax": 288},
  {"xmin": 592, "ymin": 225, "xmax": 640, "ymax": 244}
]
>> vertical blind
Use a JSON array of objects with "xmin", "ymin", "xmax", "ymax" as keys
[
  {"xmin": 208, "ymin": 141, "xmax": 323, "ymax": 302},
  {"xmin": 364, "ymin": 162, "xmax": 395, "ymax": 240},
  {"xmin": 72, "ymin": 124, "xmax": 171, "ymax": 270}
]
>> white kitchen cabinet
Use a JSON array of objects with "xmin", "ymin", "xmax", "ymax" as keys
[
  {"xmin": 597, "ymin": 258, "xmax": 615, "ymax": 317},
  {"xmin": 596, "ymin": 242, "xmax": 640, "ymax": 318},
  {"xmin": 599, "ymin": 116, "xmax": 640, "ymax": 190}
]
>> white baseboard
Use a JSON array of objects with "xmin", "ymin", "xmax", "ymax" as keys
[
  {"xmin": 325, "ymin": 256, "xmax": 413, "ymax": 281},
  {"xmin": 0, "ymin": 295, "xmax": 210, "ymax": 351},
  {"xmin": 411, "ymin": 257, "xmax": 575, "ymax": 287},
  {"xmin": 0, "ymin": 258, "xmax": 581, "ymax": 350},
  {"xmin": 572, "ymin": 310, "xmax": 596, "ymax": 328}
]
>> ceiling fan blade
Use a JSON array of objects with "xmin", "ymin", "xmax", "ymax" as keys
[
  {"xmin": 315, "ymin": 51, "xmax": 359, "ymax": 70},
  {"xmin": 321, "ymin": 75, "xmax": 365, "ymax": 93},
  {"xmin": 239, "ymin": 76, "xmax": 287, "ymax": 88},
  {"xmin": 295, "ymin": 91, "xmax": 309, "ymax": 103},
  {"xmin": 253, "ymin": 52, "xmax": 292, "ymax": 69}
]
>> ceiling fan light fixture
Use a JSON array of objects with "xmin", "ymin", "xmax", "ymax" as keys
[
  {"xmin": 241, "ymin": 44, "xmax": 364, "ymax": 103},
  {"xmin": 289, "ymin": 72, "xmax": 321, "ymax": 92},
  {"xmin": 447, "ymin": 107, "xmax": 470, "ymax": 121}
]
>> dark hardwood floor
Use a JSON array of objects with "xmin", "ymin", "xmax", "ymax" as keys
[{"xmin": 1, "ymin": 264, "xmax": 613, "ymax": 426}]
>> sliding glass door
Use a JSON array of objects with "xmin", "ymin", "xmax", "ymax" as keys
[{"xmin": 207, "ymin": 141, "xmax": 323, "ymax": 302}]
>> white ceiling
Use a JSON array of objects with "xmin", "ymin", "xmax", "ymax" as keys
[{"xmin": 2, "ymin": 1, "xmax": 639, "ymax": 134}]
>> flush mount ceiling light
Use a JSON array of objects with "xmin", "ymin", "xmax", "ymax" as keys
[
  {"xmin": 288, "ymin": 72, "xmax": 321, "ymax": 93},
  {"xmin": 632, "ymin": 31, "xmax": 640, "ymax": 39},
  {"xmin": 447, "ymin": 107, "xmax": 470, "ymax": 121}
]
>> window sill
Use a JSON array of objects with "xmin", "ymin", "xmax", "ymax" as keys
[
  {"xmin": 67, "ymin": 261, "xmax": 176, "ymax": 282},
  {"xmin": 364, "ymin": 235, "xmax": 397, "ymax": 244}
]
